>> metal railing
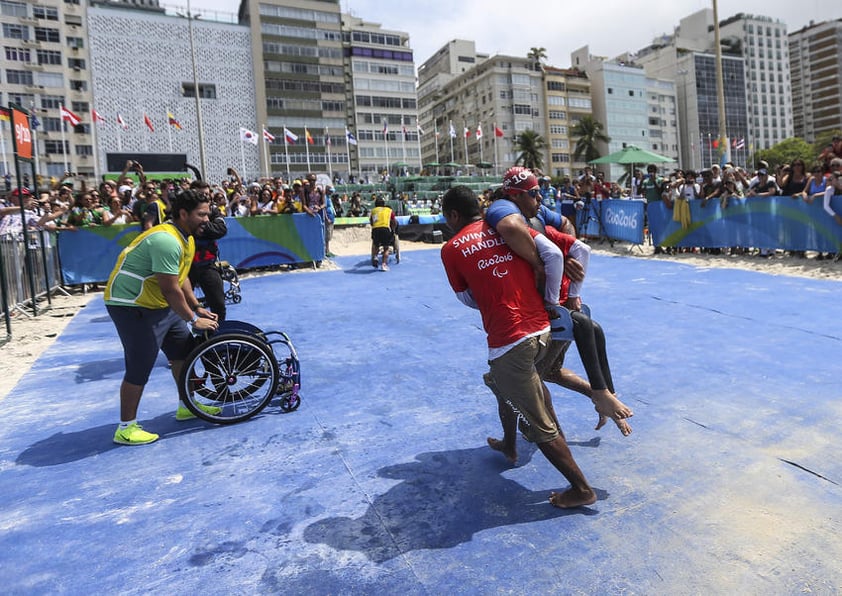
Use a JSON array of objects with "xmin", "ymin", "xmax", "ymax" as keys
[{"xmin": 0, "ymin": 230, "xmax": 67, "ymax": 343}]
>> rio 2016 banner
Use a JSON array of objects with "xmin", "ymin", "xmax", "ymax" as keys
[
  {"xmin": 577, "ymin": 199, "xmax": 646, "ymax": 244},
  {"xmin": 647, "ymin": 195, "xmax": 842, "ymax": 251},
  {"xmin": 57, "ymin": 214, "xmax": 325, "ymax": 285}
]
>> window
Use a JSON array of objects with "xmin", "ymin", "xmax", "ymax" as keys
[
  {"xmin": 547, "ymin": 96, "xmax": 566, "ymax": 106},
  {"xmin": 0, "ymin": 0, "xmax": 27, "ymax": 17},
  {"xmin": 547, "ymin": 81, "xmax": 565, "ymax": 91},
  {"xmin": 182, "ymin": 83, "xmax": 216, "ymax": 99},
  {"xmin": 513, "ymin": 104, "xmax": 531, "ymax": 115},
  {"xmin": 7, "ymin": 92, "xmax": 33, "ymax": 105},
  {"xmin": 37, "ymin": 49, "xmax": 62, "ymax": 65},
  {"xmin": 551, "ymin": 153, "xmax": 570, "ymax": 162},
  {"xmin": 33, "ymin": 5, "xmax": 59, "ymax": 20},
  {"xmin": 36, "ymin": 71, "xmax": 63, "ymax": 87},
  {"xmin": 64, "ymin": 15, "xmax": 82, "ymax": 26},
  {"xmin": 44, "ymin": 140, "xmax": 69, "ymax": 155},
  {"xmin": 4, "ymin": 46, "xmax": 30, "ymax": 61},
  {"xmin": 42, "ymin": 117, "xmax": 62, "ymax": 132},
  {"xmin": 69, "ymin": 79, "xmax": 87, "ymax": 91},
  {"xmin": 6, "ymin": 69, "xmax": 33, "ymax": 85},
  {"xmin": 68, "ymin": 58, "xmax": 85, "ymax": 70},
  {"xmin": 73, "ymin": 123, "xmax": 90, "ymax": 134},
  {"xmin": 41, "ymin": 95, "xmax": 64, "ymax": 110},
  {"xmin": 71, "ymin": 101, "xmax": 88, "ymax": 113},
  {"xmin": 66, "ymin": 36, "xmax": 83, "ymax": 49},
  {"xmin": 2, "ymin": 23, "xmax": 29, "ymax": 40},
  {"xmin": 549, "ymin": 125, "xmax": 568, "ymax": 135},
  {"xmin": 548, "ymin": 110, "xmax": 566, "ymax": 120},
  {"xmin": 34, "ymin": 27, "xmax": 60, "ymax": 43}
]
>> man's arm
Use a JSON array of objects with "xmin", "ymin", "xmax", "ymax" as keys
[
  {"xmin": 157, "ymin": 273, "xmax": 218, "ymax": 331},
  {"xmin": 494, "ymin": 213, "xmax": 545, "ymax": 287},
  {"xmin": 533, "ymin": 233, "xmax": 562, "ymax": 306},
  {"xmin": 201, "ymin": 207, "xmax": 228, "ymax": 240}
]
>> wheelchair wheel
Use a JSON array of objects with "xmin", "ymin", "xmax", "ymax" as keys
[
  {"xmin": 265, "ymin": 332, "xmax": 301, "ymax": 412},
  {"xmin": 179, "ymin": 332, "xmax": 279, "ymax": 424}
]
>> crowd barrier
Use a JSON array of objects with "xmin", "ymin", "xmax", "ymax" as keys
[
  {"xmin": 57, "ymin": 213, "xmax": 325, "ymax": 285},
  {"xmin": 1, "ymin": 230, "xmax": 64, "ymax": 332}
]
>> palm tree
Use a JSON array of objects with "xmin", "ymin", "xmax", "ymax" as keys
[
  {"xmin": 514, "ymin": 129, "xmax": 546, "ymax": 171},
  {"xmin": 527, "ymin": 47, "xmax": 547, "ymax": 72},
  {"xmin": 572, "ymin": 116, "xmax": 611, "ymax": 164}
]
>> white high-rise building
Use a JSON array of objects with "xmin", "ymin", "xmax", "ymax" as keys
[{"xmin": 720, "ymin": 13, "xmax": 793, "ymax": 150}]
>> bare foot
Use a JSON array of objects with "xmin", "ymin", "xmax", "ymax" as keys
[
  {"xmin": 594, "ymin": 412, "xmax": 632, "ymax": 436},
  {"xmin": 487, "ymin": 437, "xmax": 517, "ymax": 463},
  {"xmin": 549, "ymin": 487, "xmax": 597, "ymax": 508},
  {"xmin": 591, "ymin": 389, "xmax": 633, "ymax": 420}
]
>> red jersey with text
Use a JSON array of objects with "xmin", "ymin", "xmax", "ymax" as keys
[{"xmin": 441, "ymin": 220, "xmax": 548, "ymax": 349}]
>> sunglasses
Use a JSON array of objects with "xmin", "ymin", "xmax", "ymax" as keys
[{"xmin": 526, "ymin": 188, "xmax": 541, "ymax": 198}]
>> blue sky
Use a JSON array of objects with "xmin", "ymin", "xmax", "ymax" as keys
[{"xmin": 193, "ymin": 0, "xmax": 835, "ymax": 68}]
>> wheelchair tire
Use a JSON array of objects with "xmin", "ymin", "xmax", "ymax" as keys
[{"xmin": 179, "ymin": 332, "xmax": 279, "ymax": 424}]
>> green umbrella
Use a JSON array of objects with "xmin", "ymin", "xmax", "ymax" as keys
[
  {"xmin": 589, "ymin": 145, "xmax": 673, "ymax": 165},
  {"xmin": 474, "ymin": 161, "xmax": 493, "ymax": 169},
  {"xmin": 442, "ymin": 162, "xmax": 461, "ymax": 168},
  {"xmin": 424, "ymin": 162, "xmax": 440, "ymax": 168},
  {"xmin": 393, "ymin": 161, "xmax": 410, "ymax": 168}
]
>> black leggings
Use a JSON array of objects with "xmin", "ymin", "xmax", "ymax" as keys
[
  {"xmin": 571, "ymin": 310, "xmax": 614, "ymax": 393},
  {"xmin": 189, "ymin": 265, "xmax": 226, "ymax": 321}
]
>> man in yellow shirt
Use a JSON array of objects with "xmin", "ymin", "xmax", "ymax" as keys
[
  {"xmin": 370, "ymin": 196, "xmax": 397, "ymax": 270},
  {"xmin": 104, "ymin": 189, "xmax": 219, "ymax": 445}
]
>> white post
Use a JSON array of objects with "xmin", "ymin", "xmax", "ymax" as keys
[
  {"xmin": 283, "ymin": 130, "xmax": 290, "ymax": 182},
  {"xmin": 493, "ymin": 122, "xmax": 499, "ymax": 176},
  {"xmin": 449, "ymin": 121, "xmax": 454, "ymax": 163},
  {"xmin": 60, "ymin": 118, "xmax": 69, "ymax": 174},
  {"xmin": 0, "ymin": 120, "xmax": 8, "ymax": 177},
  {"xmin": 416, "ymin": 124, "xmax": 423, "ymax": 171},
  {"xmin": 262, "ymin": 124, "xmax": 270, "ymax": 178},
  {"xmin": 478, "ymin": 122, "xmax": 484, "ymax": 164},
  {"xmin": 462, "ymin": 122, "xmax": 469, "ymax": 170},
  {"xmin": 304, "ymin": 127, "xmax": 311, "ymax": 173},
  {"xmin": 90, "ymin": 112, "xmax": 100, "ymax": 182},
  {"xmin": 240, "ymin": 137, "xmax": 246, "ymax": 180},
  {"xmin": 325, "ymin": 127, "xmax": 332, "ymax": 180},
  {"xmin": 166, "ymin": 109, "xmax": 173, "ymax": 153}
]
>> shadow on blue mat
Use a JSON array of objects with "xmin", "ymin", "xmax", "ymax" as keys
[
  {"xmin": 15, "ymin": 412, "xmax": 220, "ymax": 467},
  {"xmin": 302, "ymin": 446, "xmax": 604, "ymax": 563}
]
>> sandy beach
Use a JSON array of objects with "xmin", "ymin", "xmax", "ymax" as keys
[{"xmin": 1, "ymin": 226, "xmax": 840, "ymax": 400}]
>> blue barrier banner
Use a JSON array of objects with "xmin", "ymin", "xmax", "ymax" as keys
[
  {"xmin": 647, "ymin": 195, "xmax": 842, "ymax": 251},
  {"xmin": 57, "ymin": 214, "xmax": 325, "ymax": 284},
  {"xmin": 600, "ymin": 199, "xmax": 645, "ymax": 244}
]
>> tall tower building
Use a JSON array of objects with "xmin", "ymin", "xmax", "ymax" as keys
[
  {"xmin": 341, "ymin": 14, "xmax": 416, "ymax": 179},
  {"xmin": 543, "ymin": 66, "xmax": 592, "ymax": 178},
  {"xmin": 720, "ymin": 13, "xmax": 793, "ymax": 150},
  {"xmin": 789, "ymin": 19, "xmax": 842, "ymax": 142},
  {"xmin": 1, "ymin": 0, "xmax": 96, "ymax": 181},
  {"xmin": 238, "ymin": 0, "xmax": 345, "ymax": 178}
]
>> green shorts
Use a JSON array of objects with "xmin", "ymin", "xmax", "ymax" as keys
[{"xmin": 488, "ymin": 331, "xmax": 559, "ymax": 444}]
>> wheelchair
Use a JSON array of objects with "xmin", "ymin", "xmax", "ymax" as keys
[
  {"xmin": 195, "ymin": 260, "xmax": 242, "ymax": 309},
  {"xmin": 370, "ymin": 227, "xmax": 401, "ymax": 269},
  {"xmin": 177, "ymin": 320, "xmax": 301, "ymax": 424}
]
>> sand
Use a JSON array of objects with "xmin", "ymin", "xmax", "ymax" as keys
[{"xmin": 1, "ymin": 227, "xmax": 840, "ymax": 400}]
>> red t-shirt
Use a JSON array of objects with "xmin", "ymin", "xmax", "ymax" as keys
[
  {"xmin": 441, "ymin": 219, "xmax": 548, "ymax": 349},
  {"xmin": 541, "ymin": 226, "xmax": 576, "ymax": 302}
]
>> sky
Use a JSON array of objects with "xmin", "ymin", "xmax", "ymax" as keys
[{"xmin": 191, "ymin": 0, "xmax": 838, "ymax": 68}]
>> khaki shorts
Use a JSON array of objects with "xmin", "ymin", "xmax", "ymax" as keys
[{"xmin": 488, "ymin": 331, "xmax": 559, "ymax": 444}]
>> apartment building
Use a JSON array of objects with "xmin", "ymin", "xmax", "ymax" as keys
[
  {"xmin": 543, "ymin": 66, "xmax": 592, "ymax": 178},
  {"xmin": 1, "ymin": 0, "xmax": 95, "ymax": 180},
  {"xmin": 789, "ymin": 18, "xmax": 842, "ymax": 142}
]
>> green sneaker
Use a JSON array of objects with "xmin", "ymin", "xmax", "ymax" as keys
[
  {"xmin": 113, "ymin": 423, "xmax": 159, "ymax": 446},
  {"xmin": 176, "ymin": 403, "xmax": 222, "ymax": 421}
]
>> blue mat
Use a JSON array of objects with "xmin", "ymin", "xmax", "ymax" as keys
[{"xmin": 2, "ymin": 248, "xmax": 841, "ymax": 593}]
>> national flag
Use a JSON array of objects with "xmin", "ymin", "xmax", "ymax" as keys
[
  {"xmin": 731, "ymin": 138, "xmax": 737, "ymax": 149},
  {"xmin": 735, "ymin": 138, "xmax": 745, "ymax": 150},
  {"xmin": 345, "ymin": 128, "xmax": 357, "ymax": 146},
  {"xmin": 416, "ymin": 123, "xmax": 424, "ymax": 135},
  {"xmin": 494, "ymin": 125, "xmax": 504, "ymax": 137},
  {"xmin": 464, "ymin": 127, "xmax": 471, "ymax": 138},
  {"xmin": 449, "ymin": 122, "xmax": 456, "ymax": 138},
  {"xmin": 324, "ymin": 127, "xmax": 331, "ymax": 146},
  {"xmin": 167, "ymin": 111, "xmax": 182, "ymax": 130},
  {"xmin": 402, "ymin": 125, "xmax": 408, "ymax": 140},
  {"xmin": 60, "ymin": 105, "xmax": 81, "ymax": 127},
  {"xmin": 117, "ymin": 113, "xmax": 128, "ymax": 130},
  {"xmin": 476, "ymin": 124, "xmax": 483, "ymax": 139},
  {"xmin": 712, "ymin": 139, "xmax": 719, "ymax": 149},
  {"xmin": 382, "ymin": 119, "xmax": 388, "ymax": 135},
  {"xmin": 263, "ymin": 128, "xmax": 275, "ymax": 143},
  {"xmin": 92, "ymin": 109, "xmax": 106, "ymax": 124},
  {"xmin": 0, "ymin": 108, "xmax": 9, "ymax": 122},
  {"xmin": 30, "ymin": 113, "xmax": 41, "ymax": 130},
  {"xmin": 239, "ymin": 127, "xmax": 258, "ymax": 145},
  {"xmin": 435, "ymin": 127, "xmax": 440, "ymax": 138},
  {"xmin": 305, "ymin": 128, "xmax": 314, "ymax": 145},
  {"xmin": 284, "ymin": 127, "xmax": 298, "ymax": 144},
  {"xmin": 143, "ymin": 113, "xmax": 154, "ymax": 132}
]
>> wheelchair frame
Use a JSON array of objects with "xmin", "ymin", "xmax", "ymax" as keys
[{"xmin": 177, "ymin": 320, "xmax": 301, "ymax": 424}]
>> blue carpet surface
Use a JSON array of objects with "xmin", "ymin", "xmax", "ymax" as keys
[{"xmin": 1, "ymin": 248, "xmax": 841, "ymax": 594}]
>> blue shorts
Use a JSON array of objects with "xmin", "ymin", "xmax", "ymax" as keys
[{"xmin": 107, "ymin": 305, "xmax": 192, "ymax": 386}]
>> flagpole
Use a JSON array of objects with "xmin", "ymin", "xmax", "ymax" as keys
[
  {"xmin": 0, "ymin": 120, "xmax": 8, "ymax": 178},
  {"xmin": 345, "ymin": 132, "xmax": 351, "ymax": 182},
  {"xmin": 707, "ymin": 132, "xmax": 712, "ymax": 168},
  {"xmin": 240, "ymin": 137, "xmax": 246, "ymax": 180},
  {"xmin": 449, "ymin": 120, "xmax": 454, "ymax": 163},
  {"xmin": 401, "ymin": 126, "xmax": 407, "ymax": 171},
  {"xmin": 60, "ymin": 109, "xmax": 69, "ymax": 173},
  {"xmin": 90, "ymin": 112, "xmax": 100, "ymax": 182},
  {"xmin": 117, "ymin": 119, "xmax": 122, "ymax": 153},
  {"xmin": 262, "ymin": 123, "xmax": 270, "ymax": 177},
  {"xmin": 383, "ymin": 122, "xmax": 389, "ymax": 178},
  {"xmin": 325, "ymin": 128, "xmax": 332, "ymax": 180},
  {"xmin": 416, "ymin": 123, "xmax": 423, "ymax": 171},
  {"xmin": 462, "ymin": 122, "xmax": 469, "ymax": 170},
  {"xmin": 304, "ymin": 126, "xmax": 311, "ymax": 172},
  {"xmin": 493, "ymin": 122, "xmax": 499, "ymax": 177},
  {"xmin": 434, "ymin": 125, "xmax": 439, "ymax": 165},
  {"xmin": 166, "ymin": 109, "xmax": 173, "ymax": 152},
  {"xmin": 283, "ymin": 129, "xmax": 290, "ymax": 182},
  {"xmin": 478, "ymin": 123, "xmax": 484, "ymax": 164},
  {"xmin": 145, "ymin": 113, "xmax": 150, "ymax": 153}
]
